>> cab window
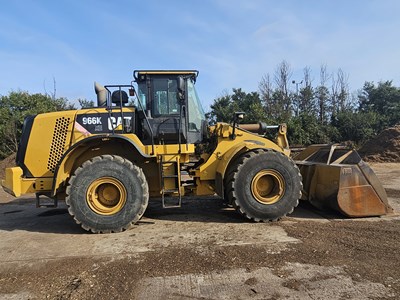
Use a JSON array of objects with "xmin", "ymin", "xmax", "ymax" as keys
[{"xmin": 153, "ymin": 78, "xmax": 179, "ymax": 116}]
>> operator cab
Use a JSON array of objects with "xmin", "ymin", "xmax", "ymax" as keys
[{"xmin": 134, "ymin": 70, "xmax": 206, "ymax": 145}]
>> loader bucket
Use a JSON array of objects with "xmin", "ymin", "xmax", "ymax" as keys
[{"xmin": 295, "ymin": 144, "xmax": 393, "ymax": 217}]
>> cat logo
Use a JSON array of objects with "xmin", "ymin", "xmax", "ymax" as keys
[{"xmin": 108, "ymin": 116, "xmax": 132, "ymax": 130}]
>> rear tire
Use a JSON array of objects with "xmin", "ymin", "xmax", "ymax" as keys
[
  {"xmin": 66, "ymin": 155, "xmax": 149, "ymax": 233},
  {"xmin": 226, "ymin": 149, "xmax": 302, "ymax": 222}
]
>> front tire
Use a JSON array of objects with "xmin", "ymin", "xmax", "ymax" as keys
[
  {"xmin": 66, "ymin": 155, "xmax": 149, "ymax": 233},
  {"xmin": 226, "ymin": 149, "xmax": 302, "ymax": 222}
]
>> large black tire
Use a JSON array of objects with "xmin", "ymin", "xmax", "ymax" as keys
[
  {"xmin": 66, "ymin": 155, "xmax": 149, "ymax": 233},
  {"xmin": 226, "ymin": 149, "xmax": 302, "ymax": 222}
]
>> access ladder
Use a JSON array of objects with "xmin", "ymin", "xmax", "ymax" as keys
[{"xmin": 159, "ymin": 154, "xmax": 182, "ymax": 208}]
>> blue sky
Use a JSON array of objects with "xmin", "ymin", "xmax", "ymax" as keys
[{"xmin": 1, "ymin": 0, "xmax": 399, "ymax": 111}]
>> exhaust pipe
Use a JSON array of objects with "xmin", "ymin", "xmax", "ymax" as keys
[{"xmin": 94, "ymin": 82, "xmax": 107, "ymax": 107}]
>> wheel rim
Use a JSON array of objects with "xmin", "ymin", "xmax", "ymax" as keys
[
  {"xmin": 86, "ymin": 177, "xmax": 127, "ymax": 215},
  {"xmin": 251, "ymin": 169, "xmax": 285, "ymax": 205}
]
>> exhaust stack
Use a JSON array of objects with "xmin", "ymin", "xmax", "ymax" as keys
[{"xmin": 94, "ymin": 82, "xmax": 107, "ymax": 107}]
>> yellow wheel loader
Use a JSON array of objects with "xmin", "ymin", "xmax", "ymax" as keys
[{"xmin": 1, "ymin": 70, "xmax": 392, "ymax": 233}]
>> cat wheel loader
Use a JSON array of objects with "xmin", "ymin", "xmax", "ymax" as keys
[{"xmin": 1, "ymin": 70, "xmax": 393, "ymax": 233}]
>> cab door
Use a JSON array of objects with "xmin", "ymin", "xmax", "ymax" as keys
[{"xmin": 137, "ymin": 75, "xmax": 186, "ymax": 145}]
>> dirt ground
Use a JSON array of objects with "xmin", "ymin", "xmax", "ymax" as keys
[{"xmin": 0, "ymin": 163, "xmax": 399, "ymax": 300}]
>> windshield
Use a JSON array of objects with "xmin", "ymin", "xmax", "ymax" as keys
[{"xmin": 187, "ymin": 79, "xmax": 206, "ymax": 132}]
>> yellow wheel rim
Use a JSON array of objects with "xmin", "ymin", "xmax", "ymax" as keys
[
  {"xmin": 86, "ymin": 177, "xmax": 127, "ymax": 215},
  {"xmin": 251, "ymin": 170, "xmax": 285, "ymax": 205}
]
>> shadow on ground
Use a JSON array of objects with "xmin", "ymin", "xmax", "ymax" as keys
[{"xmin": 0, "ymin": 195, "xmax": 347, "ymax": 234}]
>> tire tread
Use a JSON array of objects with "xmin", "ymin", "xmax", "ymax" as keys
[
  {"xmin": 65, "ymin": 155, "xmax": 148, "ymax": 233},
  {"xmin": 226, "ymin": 149, "xmax": 302, "ymax": 222}
]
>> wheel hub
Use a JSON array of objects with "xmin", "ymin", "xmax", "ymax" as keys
[
  {"xmin": 86, "ymin": 177, "xmax": 127, "ymax": 215},
  {"xmin": 251, "ymin": 169, "xmax": 285, "ymax": 204}
]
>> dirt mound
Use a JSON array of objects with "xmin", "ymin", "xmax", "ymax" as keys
[
  {"xmin": 0, "ymin": 153, "xmax": 16, "ymax": 179},
  {"xmin": 359, "ymin": 125, "xmax": 400, "ymax": 163}
]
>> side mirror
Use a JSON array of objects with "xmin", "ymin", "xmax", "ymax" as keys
[
  {"xmin": 234, "ymin": 112, "xmax": 245, "ymax": 122},
  {"xmin": 177, "ymin": 76, "xmax": 185, "ymax": 101},
  {"xmin": 230, "ymin": 111, "xmax": 246, "ymax": 140}
]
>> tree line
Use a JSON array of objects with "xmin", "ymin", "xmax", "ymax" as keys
[
  {"xmin": 1, "ymin": 62, "xmax": 399, "ymax": 159},
  {"xmin": 207, "ymin": 60, "xmax": 400, "ymax": 146}
]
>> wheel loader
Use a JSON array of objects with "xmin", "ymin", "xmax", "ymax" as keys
[{"xmin": 1, "ymin": 70, "xmax": 393, "ymax": 233}]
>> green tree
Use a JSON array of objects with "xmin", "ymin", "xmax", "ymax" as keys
[
  {"xmin": 0, "ymin": 91, "xmax": 75, "ymax": 158},
  {"xmin": 207, "ymin": 92, "xmax": 236, "ymax": 123},
  {"xmin": 358, "ymin": 81, "xmax": 400, "ymax": 128},
  {"xmin": 207, "ymin": 88, "xmax": 266, "ymax": 124},
  {"xmin": 208, "ymin": 60, "xmax": 400, "ymax": 146},
  {"xmin": 79, "ymin": 98, "xmax": 95, "ymax": 108},
  {"xmin": 298, "ymin": 85, "xmax": 315, "ymax": 115},
  {"xmin": 331, "ymin": 109, "xmax": 382, "ymax": 144},
  {"xmin": 288, "ymin": 113, "xmax": 333, "ymax": 145},
  {"xmin": 315, "ymin": 85, "xmax": 330, "ymax": 124}
]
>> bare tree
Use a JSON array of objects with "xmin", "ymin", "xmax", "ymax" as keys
[
  {"xmin": 331, "ymin": 72, "xmax": 338, "ymax": 116},
  {"xmin": 273, "ymin": 60, "xmax": 293, "ymax": 120},
  {"xmin": 336, "ymin": 68, "xmax": 349, "ymax": 111},
  {"xmin": 52, "ymin": 76, "xmax": 57, "ymax": 100},
  {"xmin": 331, "ymin": 68, "xmax": 350, "ymax": 116},
  {"xmin": 315, "ymin": 64, "xmax": 331, "ymax": 123},
  {"xmin": 303, "ymin": 66, "xmax": 313, "ymax": 87},
  {"xmin": 259, "ymin": 73, "xmax": 273, "ymax": 114},
  {"xmin": 298, "ymin": 66, "xmax": 315, "ymax": 114},
  {"xmin": 43, "ymin": 76, "xmax": 57, "ymax": 100}
]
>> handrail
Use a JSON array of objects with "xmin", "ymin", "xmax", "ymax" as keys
[
  {"xmin": 133, "ymin": 87, "xmax": 155, "ymax": 156},
  {"xmin": 104, "ymin": 84, "xmax": 155, "ymax": 155}
]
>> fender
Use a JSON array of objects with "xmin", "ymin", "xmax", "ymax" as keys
[
  {"xmin": 200, "ymin": 123, "xmax": 289, "ymax": 181},
  {"xmin": 215, "ymin": 141, "xmax": 261, "ymax": 178},
  {"xmin": 212, "ymin": 142, "xmax": 266, "ymax": 197},
  {"xmin": 51, "ymin": 134, "xmax": 150, "ymax": 196}
]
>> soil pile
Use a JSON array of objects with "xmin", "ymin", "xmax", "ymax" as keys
[
  {"xmin": 0, "ymin": 153, "xmax": 16, "ymax": 179},
  {"xmin": 359, "ymin": 125, "xmax": 400, "ymax": 162}
]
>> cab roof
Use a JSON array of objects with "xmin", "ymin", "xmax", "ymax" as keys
[{"xmin": 133, "ymin": 70, "xmax": 199, "ymax": 81}]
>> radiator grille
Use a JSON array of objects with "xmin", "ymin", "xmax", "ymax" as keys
[{"xmin": 47, "ymin": 117, "xmax": 70, "ymax": 173}]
